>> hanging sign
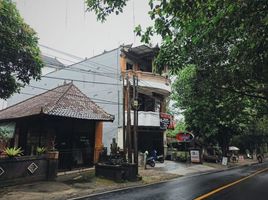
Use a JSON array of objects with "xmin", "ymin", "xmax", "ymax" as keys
[
  {"xmin": 176, "ymin": 132, "xmax": 194, "ymax": 142},
  {"xmin": 160, "ymin": 113, "xmax": 174, "ymax": 130}
]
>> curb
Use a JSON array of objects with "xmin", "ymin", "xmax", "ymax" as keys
[{"xmin": 67, "ymin": 160, "xmax": 267, "ymax": 200}]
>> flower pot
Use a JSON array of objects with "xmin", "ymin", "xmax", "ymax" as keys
[{"xmin": 46, "ymin": 151, "xmax": 59, "ymax": 160}]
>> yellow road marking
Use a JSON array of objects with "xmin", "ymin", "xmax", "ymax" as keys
[{"xmin": 194, "ymin": 167, "xmax": 268, "ymax": 200}]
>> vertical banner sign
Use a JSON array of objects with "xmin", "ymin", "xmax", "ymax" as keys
[{"xmin": 160, "ymin": 113, "xmax": 174, "ymax": 130}]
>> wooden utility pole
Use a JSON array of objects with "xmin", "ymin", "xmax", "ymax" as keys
[
  {"xmin": 133, "ymin": 75, "xmax": 138, "ymax": 164},
  {"xmin": 122, "ymin": 74, "xmax": 126, "ymax": 154},
  {"xmin": 126, "ymin": 73, "xmax": 132, "ymax": 163}
]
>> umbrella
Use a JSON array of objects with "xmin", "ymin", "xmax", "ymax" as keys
[{"xmin": 229, "ymin": 146, "xmax": 239, "ymax": 151}]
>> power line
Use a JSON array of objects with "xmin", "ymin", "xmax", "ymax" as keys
[
  {"xmin": 42, "ymin": 75, "xmax": 121, "ymax": 86},
  {"xmin": 19, "ymin": 91, "xmax": 122, "ymax": 106},
  {"xmin": 40, "ymin": 45, "xmax": 119, "ymax": 72},
  {"xmin": 42, "ymin": 60, "xmax": 119, "ymax": 80},
  {"xmin": 40, "ymin": 44, "xmax": 83, "ymax": 60},
  {"xmin": 42, "ymin": 52, "xmax": 118, "ymax": 75},
  {"xmin": 26, "ymin": 85, "xmax": 119, "ymax": 104}
]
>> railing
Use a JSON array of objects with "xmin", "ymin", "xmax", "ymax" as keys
[
  {"xmin": 123, "ymin": 70, "xmax": 171, "ymax": 94},
  {"xmin": 125, "ymin": 111, "xmax": 160, "ymax": 127}
]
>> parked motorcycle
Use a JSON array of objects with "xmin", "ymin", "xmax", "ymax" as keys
[
  {"xmin": 154, "ymin": 154, "xmax": 164, "ymax": 163},
  {"xmin": 146, "ymin": 156, "xmax": 156, "ymax": 167},
  {"xmin": 152, "ymin": 150, "xmax": 164, "ymax": 163}
]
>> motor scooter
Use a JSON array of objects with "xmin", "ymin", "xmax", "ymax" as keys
[
  {"xmin": 146, "ymin": 156, "xmax": 156, "ymax": 167},
  {"xmin": 152, "ymin": 150, "xmax": 164, "ymax": 163}
]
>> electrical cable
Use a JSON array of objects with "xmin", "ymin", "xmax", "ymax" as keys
[
  {"xmin": 42, "ymin": 52, "xmax": 118, "ymax": 75},
  {"xmin": 42, "ymin": 75, "xmax": 121, "ymax": 86}
]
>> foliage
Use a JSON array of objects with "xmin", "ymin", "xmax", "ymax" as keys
[
  {"xmin": 86, "ymin": 0, "xmax": 267, "ymax": 101},
  {"xmin": 172, "ymin": 65, "xmax": 256, "ymax": 154},
  {"xmin": 86, "ymin": 0, "xmax": 127, "ymax": 22},
  {"xmin": 231, "ymin": 116, "xmax": 268, "ymax": 153},
  {"xmin": 166, "ymin": 120, "xmax": 186, "ymax": 137},
  {"xmin": 0, "ymin": 127, "xmax": 9, "ymax": 140},
  {"xmin": 87, "ymin": 1, "xmax": 268, "ymax": 152},
  {"xmin": 4, "ymin": 147, "xmax": 23, "ymax": 157},
  {"xmin": 36, "ymin": 146, "xmax": 46, "ymax": 155},
  {"xmin": 0, "ymin": 127, "xmax": 10, "ymax": 151},
  {"xmin": 0, "ymin": 0, "xmax": 43, "ymax": 99}
]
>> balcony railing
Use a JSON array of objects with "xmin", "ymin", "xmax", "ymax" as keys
[
  {"xmin": 124, "ymin": 111, "xmax": 174, "ymax": 129},
  {"xmin": 124, "ymin": 70, "xmax": 171, "ymax": 95},
  {"xmin": 125, "ymin": 111, "xmax": 160, "ymax": 127}
]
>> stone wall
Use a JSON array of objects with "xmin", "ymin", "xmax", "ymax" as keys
[{"xmin": 0, "ymin": 155, "xmax": 58, "ymax": 187}]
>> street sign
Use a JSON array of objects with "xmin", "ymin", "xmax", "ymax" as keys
[
  {"xmin": 222, "ymin": 157, "xmax": 228, "ymax": 165},
  {"xmin": 190, "ymin": 150, "xmax": 201, "ymax": 163}
]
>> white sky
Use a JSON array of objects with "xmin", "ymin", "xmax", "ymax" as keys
[{"xmin": 15, "ymin": 0, "xmax": 161, "ymax": 62}]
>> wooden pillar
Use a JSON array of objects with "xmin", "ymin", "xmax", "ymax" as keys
[
  {"xmin": 94, "ymin": 122, "xmax": 103, "ymax": 164},
  {"xmin": 120, "ymin": 55, "xmax": 126, "ymax": 72}
]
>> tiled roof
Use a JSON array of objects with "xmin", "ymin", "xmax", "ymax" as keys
[{"xmin": 0, "ymin": 83, "xmax": 114, "ymax": 121}]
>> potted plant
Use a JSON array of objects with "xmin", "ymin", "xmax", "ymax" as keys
[
  {"xmin": 46, "ymin": 136, "xmax": 59, "ymax": 159},
  {"xmin": 4, "ymin": 147, "xmax": 23, "ymax": 158},
  {"xmin": 36, "ymin": 146, "xmax": 46, "ymax": 155}
]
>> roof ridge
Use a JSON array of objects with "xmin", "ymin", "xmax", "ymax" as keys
[
  {"xmin": 0, "ymin": 83, "xmax": 71, "ymax": 114},
  {"xmin": 70, "ymin": 85, "xmax": 114, "ymax": 118},
  {"xmin": 45, "ymin": 83, "xmax": 73, "ymax": 113}
]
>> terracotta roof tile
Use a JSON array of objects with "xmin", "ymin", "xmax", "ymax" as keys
[{"xmin": 0, "ymin": 83, "xmax": 114, "ymax": 121}]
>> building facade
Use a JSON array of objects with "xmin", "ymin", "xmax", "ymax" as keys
[
  {"xmin": 4, "ymin": 45, "xmax": 172, "ymax": 155},
  {"xmin": 0, "ymin": 83, "xmax": 114, "ymax": 170}
]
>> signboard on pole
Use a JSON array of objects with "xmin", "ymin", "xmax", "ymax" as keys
[
  {"xmin": 222, "ymin": 156, "xmax": 228, "ymax": 166},
  {"xmin": 190, "ymin": 150, "xmax": 201, "ymax": 163}
]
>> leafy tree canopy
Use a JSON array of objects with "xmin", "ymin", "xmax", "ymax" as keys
[
  {"xmin": 87, "ymin": 0, "xmax": 268, "ymax": 102},
  {"xmin": 0, "ymin": 0, "xmax": 43, "ymax": 99},
  {"xmin": 87, "ymin": 0, "xmax": 268, "ymax": 151}
]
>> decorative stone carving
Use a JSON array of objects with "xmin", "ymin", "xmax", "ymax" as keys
[{"xmin": 27, "ymin": 162, "xmax": 38, "ymax": 174}]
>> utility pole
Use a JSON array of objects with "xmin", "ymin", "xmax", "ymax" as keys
[
  {"xmin": 126, "ymin": 73, "xmax": 132, "ymax": 163},
  {"xmin": 122, "ymin": 74, "xmax": 126, "ymax": 154},
  {"xmin": 133, "ymin": 75, "xmax": 138, "ymax": 164}
]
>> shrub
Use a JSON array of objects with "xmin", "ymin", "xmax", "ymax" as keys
[
  {"xmin": 36, "ymin": 146, "xmax": 46, "ymax": 155},
  {"xmin": 4, "ymin": 147, "xmax": 23, "ymax": 157}
]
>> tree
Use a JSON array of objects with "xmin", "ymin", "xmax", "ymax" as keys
[
  {"xmin": 0, "ymin": 0, "xmax": 43, "ymax": 99},
  {"xmin": 87, "ymin": 0, "xmax": 268, "ymax": 152},
  {"xmin": 172, "ymin": 65, "xmax": 256, "ymax": 154},
  {"xmin": 87, "ymin": 0, "xmax": 268, "ymax": 102}
]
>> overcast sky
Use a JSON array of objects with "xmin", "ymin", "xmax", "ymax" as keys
[{"xmin": 15, "ymin": 0, "xmax": 160, "ymax": 62}]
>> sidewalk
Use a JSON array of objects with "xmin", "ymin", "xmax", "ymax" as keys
[{"xmin": 0, "ymin": 159, "xmax": 261, "ymax": 200}]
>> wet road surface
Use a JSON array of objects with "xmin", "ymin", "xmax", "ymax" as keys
[{"xmin": 76, "ymin": 162, "xmax": 268, "ymax": 200}]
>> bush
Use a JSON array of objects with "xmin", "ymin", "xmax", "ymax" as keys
[
  {"xmin": 36, "ymin": 146, "xmax": 46, "ymax": 155},
  {"xmin": 4, "ymin": 147, "xmax": 23, "ymax": 157}
]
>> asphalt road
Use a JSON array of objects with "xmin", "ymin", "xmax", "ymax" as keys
[{"xmin": 76, "ymin": 162, "xmax": 268, "ymax": 200}]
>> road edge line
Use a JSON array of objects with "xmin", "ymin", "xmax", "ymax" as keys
[{"xmin": 194, "ymin": 167, "xmax": 268, "ymax": 200}]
